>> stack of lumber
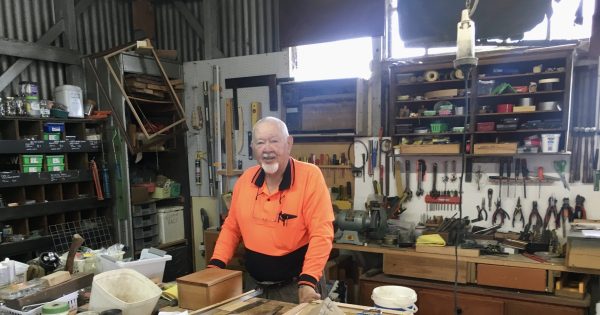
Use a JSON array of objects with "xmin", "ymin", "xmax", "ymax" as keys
[{"xmin": 125, "ymin": 74, "xmax": 184, "ymax": 99}]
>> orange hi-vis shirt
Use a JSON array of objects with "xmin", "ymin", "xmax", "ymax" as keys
[{"xmin": 209, "ymin": 158, "xmax": 334, "ymax": 288}]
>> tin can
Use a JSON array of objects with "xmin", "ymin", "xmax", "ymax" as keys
[{"xmin": 2, "ymin": 224, "xmax": 13, "ymax": 238}]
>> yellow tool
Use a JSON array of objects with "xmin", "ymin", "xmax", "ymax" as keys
[{"xmin": 251, "ymin": 102, "xmax": 261, "ymax": 126}]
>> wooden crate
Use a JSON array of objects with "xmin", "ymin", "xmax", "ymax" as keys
[
  {"xmin": 383, "ymin": 253, "xmax": 468, "ymax": 283},
  {"xmin": 397, "ymin": 143, "xmax": 460, "ymax": 154},
  {"xmin": 177, "ymin": 268, "xmax": 242, "ymax": 310},
  {"xmin": 473, "ymin": 142, "xmax": 517, "ymax": 155},
  {"xmin": 567, "ymin": 237, "xmax": 600, "ymax": 269},
  {"xmin": 477, "ymin": 264, "xmax": 548, "ymax": 292}
]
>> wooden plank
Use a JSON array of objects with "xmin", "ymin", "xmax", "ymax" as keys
[
  {"xmin": 383, "ymin": 253, "xmax": 468, "ymax": 283},
  {"xmin": 0, "ymin": 38, "xmax": 81, "ymax": 65},
  {"xmin": 415, "ymin": 245, "xmax": 480, "ymax": 257},
  {"xmin": 4, "ymin": 273, "xmax": 93, "ymax": 310},
  {"xmin": 147, "ymin": 83, "xmax": 169, "ymax": 91}
]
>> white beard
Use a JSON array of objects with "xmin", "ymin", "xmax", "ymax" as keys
[{"xmin": 261, "ymin": 162, "xmax": 279, "ymax": 174}]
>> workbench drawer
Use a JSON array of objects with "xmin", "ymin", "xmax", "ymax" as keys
[
  {"xmin": 477, "ymin": 264, "xmax": 548, "ymax": 292},
  {"xmin": 383, "ymin": 254, "xmax": 468, "ymax": 283}
]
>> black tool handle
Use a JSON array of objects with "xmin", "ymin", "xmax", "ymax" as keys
[{"xmin": 515, "ymin": 159, "xmax": 521, "ymax": 179}]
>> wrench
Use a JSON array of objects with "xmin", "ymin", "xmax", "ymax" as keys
[
  {"xmin": 416, "ymin": 159, "xmax": 425, "ymax": 197},
  {"xmin": 430, "ymin": 162, "xmax": 440, "ymax": 198},
  {"xmin": 442, "ymin": 161, "xmax": 449, "ymax": 193}
]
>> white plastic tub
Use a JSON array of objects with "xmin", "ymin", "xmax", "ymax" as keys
[
  {"xmin": 541, "ymin": 133, "xmax": 561, "ymax": 153},
  {"xmin": 372, "ymin": 285, "xmax": 418, "ymax": 313},
  {"xmin": 89, "ymin": 269, "xmax": 161, "ymax": 315},
  {"xmin": 54, "ymin": 85, "xmax": 83, "ymax": 118},
  {"xmin": 98, "ymin": 251, "xmax": 171, "ymax": 283}
]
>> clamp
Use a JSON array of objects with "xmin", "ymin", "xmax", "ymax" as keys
[
  {"xmin": 512, "ymin": 197, "xmax": 524, "ymax": 228},
  {"xmin": 558, "ymin": 197, "xmax": 574, "ymax": 227}
]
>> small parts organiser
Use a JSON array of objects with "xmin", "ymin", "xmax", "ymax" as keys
[
  {"xmin": 132, "ymin": 202, "xmax": 159, "ymax": 252},
  {"xmin": 20, "ymin": 154, "xmax": 65, "ymax": 173}
]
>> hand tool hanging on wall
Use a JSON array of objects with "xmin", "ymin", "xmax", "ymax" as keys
[
  {"xmin": 367, "ymin": 140, "xmax": 374, "ymax": 177},
  {"xmin": 203, "ymin": 81, "xmax": 216, "ymax": 196},
  {"xmin": 451, "ymin": 160, "xmax": 457, "ymax": 182},
  {"xmin": 498, "ymin": 160, "xmax": 504, "ymax": 198},
  {"xmin": 236, "ymin": 105, "xmax": 244, "ymax": 154},
  {"xmin": 348, "ymin": 140, "xmax": 368, "ymax": 182},
  {"xmin": 416, "ymin": 159, "xmax": 426, "ymax": 197},
  {"xmin": 476, "ymin": 198, "xmax": 488, "ymax": 222},
  {"xmin": 553, "ymin": 160, "xmax": 569, "ymax": 190},
  {"xmin": 506, "ymin": 159, "xmax": 512, "ymax": 197},
  {"xmin": 430, "ymin": 162, "xmax": 440, "ymax": 198},
  {"xmin": 528, "ymin": 201, "xmax": 543, "ymax": 233},
  {"xmin": 475, "ymin": 166, "xmax": 482, "ymax": 191},
  {"xmin": 521, "ymin": 159, "xmax": 529, "ymax": 198},
  {"xmin": 403, "ymin": 160, "xmax": 413, "ymax": 201},
  {"xmin": 212, "ymin": 66, "xmax": 223, "ymax": 200},
  {"xmin": 558, "ymin": 198, "xmax": 574, "ymax": 237},
  {"xmin": 492, "ymin": 199, "xmax": 510, "ymax": 226},
  {"xmin": 537, "ymin": 167, "xmax": 544, "ymax": 198},
  {"xmin": 514, "ymin": 158, "xmax": 521, "ymax": 198},
  {"xmin": 225, "ymin": 74, "xmax": 278, "ymax": 128},
  {"xmin": 394, "ymin": 158, "xmax": 403, "ymax": 199},
  {"xmin": 487, "ymin": 188, "xmax": 493, "ymax": 212},
  {"xmin": 573, "ymin": 195, "xmax": 586, "ymax": 220},
  {"xmin": 90, "ymin": 159, "xmax": 104, "ymax": 200},
  {"xmin": 512, "ymin": 197, "xmax": 524, "ymax": 228},
  {"xmin": 543, "ymin": 197, "xmax": 558, "ymax": 230},
  {"xmin": 442, "ymin": 161, "xmax": 449, "ymax": 193}
]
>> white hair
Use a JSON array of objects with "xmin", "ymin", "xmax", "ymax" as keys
[{"xmin": 252, "ymin": 116, "xmax": 289, "ymax": 140}]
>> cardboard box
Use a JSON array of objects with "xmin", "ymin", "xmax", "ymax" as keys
[
  {"xmin": 397, "ymin": 143, "xmax": 460, "ymax": 154},
  {"xmin": 131, "ymin": 186, "xmax": 150, "ymax": 204},
  {"xmin": 473, "ymin": 142, "xmax": 517, "ymax": 155},
  {"xmin": 567, "ymin": 237, "xmax": 600, "ymax": 269},
  {"xmin": 177, "ymin": 268, "xmax": 242, "ymax": 310}
]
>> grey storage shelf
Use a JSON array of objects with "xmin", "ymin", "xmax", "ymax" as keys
[{"xmin": 0, "ymin": 117, "xmax": 112, "ymax": 260}]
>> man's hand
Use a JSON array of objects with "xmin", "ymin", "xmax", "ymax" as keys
[{"xmin": 298, "ymin": 285, "xmax": 321, "ymax": 303}]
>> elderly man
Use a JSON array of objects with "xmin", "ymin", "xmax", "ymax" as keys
[{"xmin": 208, "ymin": 116, "xmax": 334, "ymax": 303}]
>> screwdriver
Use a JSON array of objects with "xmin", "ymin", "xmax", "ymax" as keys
[
  {"xmin": 514, "ymin": 159, "xmax": 521, "ymax": 197},
  {"xmin": 538, "ymin": 166, "xmax": 544, "ymax": 198},
  {"xmin": 522, "ymin": 159, "xmax": 529, "ymax": 199},
  {"xmin": 506, "ymin": 159, "xmax": 512, "ymax": 197},
  {"xmin": 498, "ymin": 160, "xmax": 504, "ymax": 197}
]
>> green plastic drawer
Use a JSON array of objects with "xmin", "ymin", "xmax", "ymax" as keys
[
  {"xmin": 22, "ymin": 165, "xmax": 42, "ymax": 173},
  {"xmin": 46, "ymin": 155, "xmax": 65, "ymax": 165},
  {"xmin": 22, "ymin": 154, "xmax": 43, "ymax": 165}
]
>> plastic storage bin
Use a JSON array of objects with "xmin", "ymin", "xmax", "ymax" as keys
[
  {"xmin": 45, "ymin": 155, "xmax": 65, "ymax": 165},
  {"xmin": 132, "ymin": 202, "xmax": 157, "ymax": 217},
  {"xmin": 54, "ymin": 85, "xmax": 83, "ymax": 118},
  {"xmin": 22, "ymin": 155, "xmax": 43, "ymax": 165},
  {"xmin": 43, "ymin": 123, "xmax": 65, "ymax": 133},
  {"xmin": 134, "ymin": 235, "xmax": 159, "ymax": 250},
  {"xmin": 157, "ymin": 206, "xmax": 184, "ymax": 244},
  {"xmin": 98, "ymin": 251, "xmax": 172, "ymax": 283},
  {"xmin": 134, "ymin": 225, "xmax": 159, "ymax": 239},
  {"xmin": 0, "ymin": 291, "xmax": 78, "ymax": 315},
  {"xmin": 89, "ymin": 269, "xmax": 161, "ymax": 315},
  {"xmin": 541, "ymin": 133, "xmax": 561, "ymax": 153},
  {"xmin": 132, "ymin": 213, "xmax": 158, "ymax": 228}
]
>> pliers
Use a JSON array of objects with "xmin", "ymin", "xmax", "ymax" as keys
[
  {"xmin": 512, "ymin": 197, "xmax": 524, "ymax": 228},
  {"xmin": 528, "ymin": 201, "xmax": 543, "ymax": 232},
  {"xmin": 492, "ymin": 199, "xmax": 510, "ymax": 226},
  {"xmin": 476, "ymin": 198, "xmax": 488, "ymax": 221},
  {"xmin": 558, "ymin": 197, "xmax": 574, "ymax": 227},
  {"xmin": 573, "ymin": 195, "xmax": 586, "ymax": 220},
  {"xmin": 543, "ymin": 197, "xmax": 558, "ymax": 230}
]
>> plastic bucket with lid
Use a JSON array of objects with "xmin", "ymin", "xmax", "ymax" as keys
[
  {"xmin": 89, "ymin": 269, "xmax": 161, "ymax": 315},
  {"xmin": 371, "ymin": 285, "xmax": 418, "ymax": 313}
]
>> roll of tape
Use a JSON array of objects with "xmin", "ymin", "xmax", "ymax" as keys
[
  {"xmin": 424, "ymin": 70, "xmax": 439, "ymax": 82},
  {"xmin": 453, "ymin": 69, "xmax": 464, "ymax": 80}
]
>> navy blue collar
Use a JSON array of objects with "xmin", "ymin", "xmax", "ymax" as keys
[{"xmin": 251, "ymin": 158, "xmax": 294, "ymax": 191}]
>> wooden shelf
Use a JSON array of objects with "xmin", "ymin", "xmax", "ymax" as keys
[
  {"xmin": 0, "ymin": 197, "xmax": 110, "ymax": 221},
  {"xmin": 476, "ymin": 110, "xmax": 562, "ymax": 117},
  {"xmin": 317, "ymin": 165, "xmax": 351, "ymax": 169},
  {"xmin": 478, "ymin": 70, "xmax": 565, "ymax": 81},
  {"xmin": 0, "ymin": 116, "xmax": 106, "ymax": 123},
  {"xmin": 468, "ymin": 152, "xmax": 571, "ymax": 157},
  {"xmin": 396, "ymin": 78, "xmax": 464, "ymax": 87},
  {"xmin": 478, "ymin": 90, "xmax": 564, "ymax": 98},
  {"xmin": 0, "ymin": 236, "xmax": 52, "ymax": 257},
  {"xmin": 394, "ymin": 132, "xmax": 468, "ymax": 137},
  {"xmin": 474, "ymin": 128, "xmax": 564, "ymax": 134},
  {"xmin": 395, "ymin": 115, "xmax": 466, "ymax": 120},
  {"xmin": 396, "ymin": 95, "xmax": 467, "ymax": 104}
]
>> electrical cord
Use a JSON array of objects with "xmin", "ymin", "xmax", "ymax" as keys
[
  {"xmin": 454, "ymin": 66, "xmax": 474, "ymax": 315},
  {"xmin": 347, "ymin": 140, "xmax": 369, "ymax": 170}
]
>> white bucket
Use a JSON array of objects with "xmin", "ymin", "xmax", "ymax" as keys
[
  {"xmin": 371, "ymin": 285, "xmax": 418, "ymax": 313},
  {"xmin": 89, "ymin": 269, "xmax": 162, "ymax": 315},
  {"xmin": 541, "ymin": 133, "xmax": 561, "ymax": 153},
  {"xmin": 54, "ymin": 85, "xmax": 83, "ymax": 118}
]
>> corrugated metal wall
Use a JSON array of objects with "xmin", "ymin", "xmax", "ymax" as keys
[
  {"xmin": 154, "ymin": 0, "xmax": 279, "ymax": 62},
  {"xmin": 0, "ymin": 0, "xmax": 131, "ymax": 98},
  {"xmin": 0, "ymin": 0, "xmax": 277, "ymax": 97}
]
